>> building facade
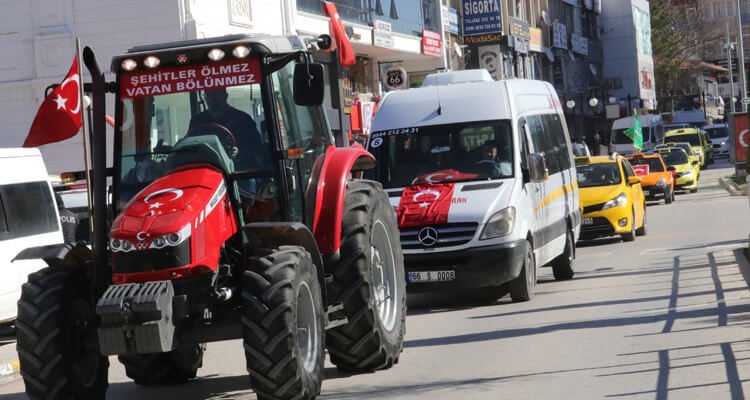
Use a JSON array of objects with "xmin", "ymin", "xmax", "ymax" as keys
[{"xmin": 0, "ymin": 0, "xmax": 444, "ymax": 174}]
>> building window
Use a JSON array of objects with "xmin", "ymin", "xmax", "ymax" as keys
[{"xmin": 228, "ymin": 0, "xmax": 252, "ymax": 28}]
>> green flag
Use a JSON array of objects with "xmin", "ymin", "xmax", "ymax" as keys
[{"xmin": 625, "ymin": 110, "xmax": 643, "ymax": 150}]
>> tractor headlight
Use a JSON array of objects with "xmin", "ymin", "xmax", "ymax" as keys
[
  {"xmin": 111, "ymin": 238, "xmax": 137, "ymax": 252},
  {"xmin": 149, "ymin": 224, "xmax": 191, "ymax": 249},
  {"xmin": 602, "ymin": 193, "xmax": 628, "ymax": 210},
  {"xmin": 480, "ymin": 207, "xmax": 516, "ymax": 240}
]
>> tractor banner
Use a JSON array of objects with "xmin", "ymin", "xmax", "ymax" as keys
[{"xmin": 120, "ymin": 58, "xmax": 261, "ymax": 99}]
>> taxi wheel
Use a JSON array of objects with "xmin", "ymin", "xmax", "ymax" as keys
[
  {"xmin": 636, "ymin": 206, "xmax": 647, "ymax": 236},
  {"xmin": 665, "ymin": 188, "xmax": 674, "ymax": 204},
  {"xmin": 622, "ymin": 211, "xmax": 636, "ymax": 242},
  {"xmin": 690, "ymin": 187, "xmax": 698, "ymax": 193}
]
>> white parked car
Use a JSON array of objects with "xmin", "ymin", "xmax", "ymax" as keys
[
  {"xmin": 0, "ymin": 148, "xmax": 63, "ymax": 324},
  {"xmin": 703, "ymin": 123, "xmax": 729, "ymax": 158}
]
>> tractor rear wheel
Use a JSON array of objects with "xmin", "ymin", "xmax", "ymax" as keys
[
  {"xmin": 16, "ymin": 268, "xmax": 108, "ymax": 400},
  {"xmin": 326, "ymin": 180, "xmax": 407, "ymax": 372},
  {"xmin": 242, "ymin": 246, "xmax": 325, "ymax": 400},
  {"xmin": 119, "ymin": 344, "xmax": 204, "ymax": 385}
]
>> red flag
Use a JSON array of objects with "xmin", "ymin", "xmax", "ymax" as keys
[
  {"xmin": 397, "ymin": 184, "xmax": 456, "ymax": 228},
  {"xmin": 323, "ymin": 1, "xmax": 356, "ymax": 67},
  {"xmin": 411, "ymin": 169, "xmax": 479, "ymax": 185},
  {"xmin": 23, "ymin": 55, "xmax": 82, "ymax": 147}
]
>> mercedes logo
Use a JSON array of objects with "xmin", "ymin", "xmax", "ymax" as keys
[{"xmin": 418, "ymin": 227, "xmax": 439, "ymax": 247}]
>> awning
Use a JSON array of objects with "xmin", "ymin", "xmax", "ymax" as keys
[{"xmin": 543, "ymin": 47, "xmax": 554, "ymax": 62}]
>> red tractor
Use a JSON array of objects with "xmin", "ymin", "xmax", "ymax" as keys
[{"xmin": 15, "ymin": 34, "xmax": 406, "ymax": 399}]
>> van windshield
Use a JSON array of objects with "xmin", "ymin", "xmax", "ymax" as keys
[
  {"xmin": 366, "ymin": 120, "xmax": 514, "ymax": 189},
  {"xmin": 612, "ymin": 127, "xmax": 651, "ymax": 144}
]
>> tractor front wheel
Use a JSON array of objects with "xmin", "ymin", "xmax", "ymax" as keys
[
  {"xmin": 242, "ymin": 246, "xmax": 325, "ymax": 400},
  {"xmin": 119, "ymin": 344, "xmax": 204, "ymax": 385},
  {"xmin": 16, "ymin": 268, "xmax": 108, "ymax": 400},
  {"xmin": 327, "ymin": 180, "xmax": 407, "ymax": 372}
]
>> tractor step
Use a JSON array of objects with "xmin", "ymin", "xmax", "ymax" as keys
[{"xmin": 324, "ymin": 302, "xmax": 347, "ymax": 330}]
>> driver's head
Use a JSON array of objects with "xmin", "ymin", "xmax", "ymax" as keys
[
  {"xmin": 481, "ymin": 141, "xmax": 498, "ymax": 160},
  {"xmin": 203, "ymin": 88, "xmax": 229, "ymax": 117}
]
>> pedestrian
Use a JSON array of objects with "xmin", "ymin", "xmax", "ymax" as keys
[
  {"xmin": 55, "ymin": 192, "xmax": 78, "ymax": 243},
  {"xmin": 589, "ymin": 130, "xmax": 602, "ymax": 156}
]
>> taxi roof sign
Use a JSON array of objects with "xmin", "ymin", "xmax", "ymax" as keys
[{"xmin": 575, "ymin": 156, "xmax": 591, "ymax": 166}]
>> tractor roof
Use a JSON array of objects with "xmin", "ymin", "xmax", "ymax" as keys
[{"xmin": 112, "ymin": 34, "xmax": 312, "ymax": 72}]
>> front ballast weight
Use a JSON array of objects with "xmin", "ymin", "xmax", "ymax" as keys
[{"xmin": 96, "ymin": 280, "xmax": 178, "ymax": 355}]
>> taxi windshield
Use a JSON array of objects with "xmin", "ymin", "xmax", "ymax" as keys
[
  {"xmin": 666, "ymin": 133, "xmax": 701, "ymax": 146},
  {"xmin": 628, "ymin": 157, "xmax": 664, "ymax": 172},
  {"xmin": 366, "ymin": 120, "xmax": 514, "ymax": 188},
  {"xmin": 576, "ymin": 163, "xmax": 622, "ymax": 188},
  {"xmin": 661, "ymin": 150, "xmax": 689, "ymax": 165}
]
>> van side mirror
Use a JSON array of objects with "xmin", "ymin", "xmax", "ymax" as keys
[
  {"xmin": 294, "ymin": 62, "xmax": 325, "ymax": 106},
  {"xmin": 528, "ymin": 153, "xmax": 549, "ymax": 183},
  {"xmin": 627, "ymin": 176, "xmax": 641, "ymax": 185}
]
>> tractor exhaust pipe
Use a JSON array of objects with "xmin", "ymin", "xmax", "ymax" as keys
[{"xmin": 82, "ymin": 46, "xmax": 111, "ymax": 296}]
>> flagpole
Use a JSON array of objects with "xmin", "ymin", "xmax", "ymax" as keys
[{"xmin": 76, "ymin": 37, "xmax": 95, "ymax": 239}]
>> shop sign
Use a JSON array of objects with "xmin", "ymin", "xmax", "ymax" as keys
[
  {"xmin": 464, "ymin": 33, "xmax": 502, "ymax": 45},
  {"xmin": 422, "ymin": 30, "xmax": 442, "ymax": 57},
  {"xmin": 462, "ymin": 0, "xmax": 502, "ymax": 37},
  {"xmin": 382, "ymin": 66, "xmax": 408, "ymax": 91},
  {"xmin": 373, "ymin": 20, "xmax": 394, "ymax": 48},
  {"xmin": 508, "ymin": 17, "xmax": 530, "ymax": 39},
  {"xmin": 571, "ymin": 33, "xmax": 588, "ymax": 55},
  {"xmin": 509, "ymin": 36, "xmax": 529, "ymax": 54},
  {"xmin": 529, "ymin": 27, "xmax": 542, "ymax": 52},
  {"xmin": 442, "ymin": 6, "xmax": 460, "ymax": 35},
  {"xmin": 120, "ymin": 58, "xmax": 261, "ymax": 99},
  {"xmin": 552, "ymin": 22, "xmax": 568, "ymax": 49}
]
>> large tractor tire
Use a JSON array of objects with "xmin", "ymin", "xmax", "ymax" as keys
[
  {"xmin": 16, "ymin": 268, "xmax": 108, "ymax": 400},
  {"xmin": 119, "ymin": 344, "xmax": 204, "ymax": 385},
  {"xmin": 242, "ymin": 246, "xmax": 325, "ymax": 400},
  {"xmin": 326, "ymin": 180, "xmax": 407, "ymax": 372}
]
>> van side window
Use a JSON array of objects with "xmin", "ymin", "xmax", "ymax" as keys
[
  {"xmin": 519, "ymin": 120, "xmax": 530, "ymax": 168},
  {"xmin": 0, "ymin": 182, "xmax": 58, "ymax": 241},
  {"xmin": 541, "ymin": 113, "xmax": 571, "ymax": 171},
  {"xmin": 526, "ymin": 115, "xmax": 559, "ymax": 172}
]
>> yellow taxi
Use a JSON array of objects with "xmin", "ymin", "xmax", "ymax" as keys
[
  {"xmin": 664, "ymin": 128, "xmax": 709, "ymax": 169},
  {"xmin": 657, "ymin": 147, "xmax": 700, "ymax": 193},
  {"xmin": 576, "ymin": 154, "xmax": 647, "ymax": 242}
]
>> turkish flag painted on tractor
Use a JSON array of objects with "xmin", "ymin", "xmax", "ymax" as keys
[
  {"xmin": 323, "ymin": 1, "xmax": 355, "ymax": 67},
  {"xmin": 23, "ymin": 55, "xmax": 82, "ymax": 147},
  {"xmin": 397, "ymin": 184, "xmax": 456, "ymax": 228}
]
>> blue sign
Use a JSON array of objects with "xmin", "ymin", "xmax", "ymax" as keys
[
  {"xmin": 462, "ymin": 0, "xmax": 502, "ymax": 36},
  {"xmin": 448, "ymin": 8, "xmax": 459, "ymax": 35}
]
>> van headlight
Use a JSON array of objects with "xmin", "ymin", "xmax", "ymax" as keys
[
  {"xmin": 480, "ymin": 207, "xmax": 516, "ymax": 240},
  {"xmin": 150, "ymin": 224, "xmax": 191, "ymax": 249},
  {"xmin": 602, "ymin": 193, "xmax": 628, "ymax": 210}
]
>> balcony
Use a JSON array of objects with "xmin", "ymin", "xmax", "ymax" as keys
[{"xmin": 297, "ymin": 0, "xmax": 440, "ymax": 36}]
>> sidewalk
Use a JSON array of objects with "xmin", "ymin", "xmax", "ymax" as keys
[{"xmin": 0, "ymin": 340, "xmax": 20, "ymax": 387}]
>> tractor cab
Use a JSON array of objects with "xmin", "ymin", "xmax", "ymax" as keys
[{"xmin": 112, "ymin": 34, "xmax": 331, "ymax": 227}]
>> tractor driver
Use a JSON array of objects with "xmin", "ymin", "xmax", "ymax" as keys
[{"xmin": 189, "ymin": 87, "xmax": 266, "ymax": 171}]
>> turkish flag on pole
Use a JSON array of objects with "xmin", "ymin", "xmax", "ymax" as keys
[
  {"xmin": 23, "ymin": 55, "xmax": 82, "ymax": 147},
  {"xmin": 323, "ymin": 1, "xmax": 356, "ymax": 67}
]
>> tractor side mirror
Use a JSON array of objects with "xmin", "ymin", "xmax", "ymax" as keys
[{"xmin": 294, "ymin": 62, "xmax": 325, "ymax": 107}]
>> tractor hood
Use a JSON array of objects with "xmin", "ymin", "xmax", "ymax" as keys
[{"xmin": 111, "ymin": 167, "xmax": 227, "ymax": 248}]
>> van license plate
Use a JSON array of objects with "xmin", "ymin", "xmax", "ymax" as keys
[
  {"xmin": 582, "ymin": 217, "xmax": 594, "ymax": 225},
  {"xmin": 408, "ymin": 271, "xmax": 455, "ymax": 283}
]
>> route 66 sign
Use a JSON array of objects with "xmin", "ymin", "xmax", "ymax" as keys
[{"xmin": 383, "ymin": 66, "xmax": 408, "ymax": 91}]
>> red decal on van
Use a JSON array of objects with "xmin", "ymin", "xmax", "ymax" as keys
[{"xmin": 397, "ymin": 184, "xmax": 455, "ymax": 228}]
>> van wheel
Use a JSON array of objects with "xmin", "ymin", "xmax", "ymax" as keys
[
  {"xmin": 552, "ymin": 229, "xmax": 575, "ymax": 280},
  {"xmin": 508, "ymin": 241, "xmax": 535, "ymax": 302},
  {"xmin": 622, "ymin": 211, "xmax": 636, "ymax": 242},
  {"xmin": 636, "ymin": 206, "xmax": 647, "ymax": 236}
]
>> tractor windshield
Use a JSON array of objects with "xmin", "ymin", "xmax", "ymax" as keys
[{"xmin": 115, "ymin": 57, "xmax": 329, "ymax": 220}]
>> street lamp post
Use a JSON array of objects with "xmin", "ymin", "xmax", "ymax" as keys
[
  {"xmin": 727, "ymin": 22, "xmax": 737, "ymax": 113},
  {"xmin": 736, "ymin": 0, "xmax": 747, "ymax": 111}
]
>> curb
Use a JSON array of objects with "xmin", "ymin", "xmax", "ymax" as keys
[{"xmin": 718, "ymin": 177, "xmax": 747, "ymax": 196}]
